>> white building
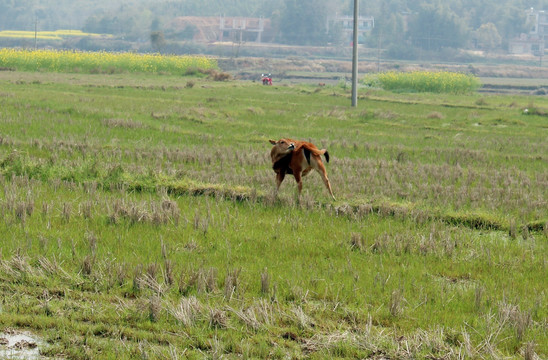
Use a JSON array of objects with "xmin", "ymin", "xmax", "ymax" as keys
[
  {"xmin": 509, "ymin": 8, "xmax": 547, "ymax": 55},
  {"xmin": 327, "ymin": 15, "xmax": 374, "ymax": 43}
]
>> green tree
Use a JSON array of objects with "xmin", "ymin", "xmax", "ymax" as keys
[
  {"xmin": 474, "ymin": 22, "xmax": 502, "ymax": 50},
  {"xmin": 496, "ymin": 5, "xmax": 528, "ymax": 49},
  {"xmin": 408, "ymin": 2, "xmax": 467, "ymax": 51},
  {"xmin": 150, "ymin": 31, "xmax": 166, "ymax": 52},
  {"xmin": 279, "ymin": 0, "xmax": 329, "ymax": 45},
  {"xmin": 151, "ymin": 17, "xmax": 161, "ymax": 32},
  {"xmin": 369, "ymin": 0, "xmax": 406, "ymax": 48}
]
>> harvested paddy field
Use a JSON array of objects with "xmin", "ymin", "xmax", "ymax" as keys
[{"xmin": 0, "ymin": 70, "xmax": 546, "ymax": 359}]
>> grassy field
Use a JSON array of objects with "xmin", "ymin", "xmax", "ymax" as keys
[
  {"xmin": 0, "ymin": 30, "xmax": 111, "ymax": 41},
  {"xmin": 0, "ymin": 69, "xmax": 546, "ymax": 359}
]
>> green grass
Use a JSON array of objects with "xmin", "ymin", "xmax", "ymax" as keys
[
  {"xmin": 365, "ymin": 71, "xmax": 481, "ymax": 94},
  {"xmin": 0, "ymin": 70, "xmax": 546, "ymax": 359}
]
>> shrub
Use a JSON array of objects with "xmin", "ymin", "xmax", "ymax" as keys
[
  {"xmin": 366, "ymin": 71, "xmax": 481, "ymax": 94},
  {"xmin": 212, "ymin": 71, "xmax": 232, "ymax": 82}
]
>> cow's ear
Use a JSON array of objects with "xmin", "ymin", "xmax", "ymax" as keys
[{"xmin": 269, "ymin": 139, "xmax": 277, "ymax": 145}]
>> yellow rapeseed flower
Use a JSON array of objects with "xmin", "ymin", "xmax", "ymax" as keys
[{"xmin": 0, "ymin": 48, "xmax": 217, "ymax": 75}]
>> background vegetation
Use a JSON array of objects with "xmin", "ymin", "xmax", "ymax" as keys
[
  {"xmin": 1, "ymin": 0, "xmax": 548, "ymax": 56},
  {"xmin": 0, "ymin": 49, "xmax": 216, "ymax": 75},
  {"xmin": 0, "ymin": 58, "xmax": 546, "ymax": 358},
  {"xmin": 367, "ymin": 71, "xmax": 482, "ymax": 94}
]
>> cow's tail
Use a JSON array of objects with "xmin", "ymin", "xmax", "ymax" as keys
[
  {"xmin": 300, "ymin": 144, "xmax": 330, "ymax": 163},
  {"xmin": 321, "ymin": 149, "xmax": 330, "ymax": 163}
]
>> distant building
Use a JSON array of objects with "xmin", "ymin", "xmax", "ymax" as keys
[
  {"xmin": 509, "ymin": 34, "xmax": 544, "ymax": 55},
  {"xmin": 509, "ymin": 8, "xmax": 547, "ymax": 55},
  {"xmin": 526, "ymin": 8, "xmax": 548, "ymax": 41},
  {"xmin": 326, "ymin": 15, "xmax": 374, "ymax": 43},
  {"xmin": 170, "ymin": 16, "xmax": 271, "ymax": 43},
  {"xmin": 219, "ymin": 16, "xmax": 267, "ymax": 43}
]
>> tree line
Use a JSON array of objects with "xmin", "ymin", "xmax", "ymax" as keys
[{"xmin": 1, "ymin": 0, "xmax": 548, "ymax": 56}]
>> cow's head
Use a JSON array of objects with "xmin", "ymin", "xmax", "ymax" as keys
[
  {"xmin": 269, "ymin": 139, "xmax": 295, "ymax": 153},
  {"xmin": 269, "ymin": 138, "xmax": 295, "ymax": 163}
]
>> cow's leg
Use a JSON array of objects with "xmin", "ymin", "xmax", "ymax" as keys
[
  {"xmin": 274, "ymin": 171, "xmax": 285, "ymax": 197},
  {"xmin": 315, "ymin": 162, "xmax": 335, "ymax": 200},
  {"xmin": 293, "ymin": 172, "xmax": 303, "ymax": 199},
  {"xmin": 302, "ymin": 167, "xmax": 312, "ymax": 177}
]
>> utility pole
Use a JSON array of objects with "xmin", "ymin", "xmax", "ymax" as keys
[
  {"xmin": 351, "ymin": 0, "xmax": 359, "ymax": 107},
  {"xmin": 377, "ymin": 28, "xmax": 382, "ymax": 72},
  {"xmin": 34, "ymin": 17, "xmax": 38, "ymax": 49}
]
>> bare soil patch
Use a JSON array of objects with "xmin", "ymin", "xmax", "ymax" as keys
[{"xmin": 0, "ymin": 331, "xmax": 42, "ymax": 359}]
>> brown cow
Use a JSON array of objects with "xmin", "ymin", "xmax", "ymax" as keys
[{"xmin": 269, "ymin": 138, "xmax": 335, "ymax": 200}]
